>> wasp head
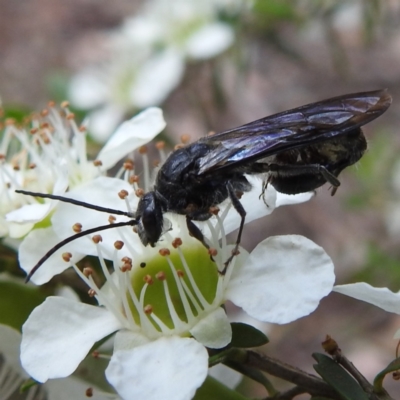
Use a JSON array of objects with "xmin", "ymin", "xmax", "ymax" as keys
[{"xmin": 135, "ymin": 191, "xmax": 164, "ymax": 247}]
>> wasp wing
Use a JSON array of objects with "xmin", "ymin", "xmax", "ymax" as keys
[{"xmin": 198, "ymin": 89, "xmax": 391, "ymax": 174}]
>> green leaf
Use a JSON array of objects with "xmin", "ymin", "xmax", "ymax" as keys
[
  {"xmin": 194, "ymin": 376, "xmax": 248, "ymax": 400},
  {"xmin": 0, "ymin": 281, "xmax": 47, "ymax": 331},
  {"xmin": 230, "ymin": 322, "xmax": 269, "ymax": 348},
  {"xmin": 313, "ymin": 353, "xmax": 369, "ymax": 400},
  {"xmin": 374, "ymin": 357, "xmax": 400, "ymax": 394}
]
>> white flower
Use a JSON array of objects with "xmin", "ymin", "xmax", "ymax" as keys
[
  {"xmin": 20, "ymin": 177, "xmax": 334, "ymax": 400},
  {"xmin": 0, "ymin": 323, "xmax": 116, "ymax": 400},
  {"xmin": 334, "ymin": 282, "xmax": 400, "ymax": 339},
  {"xmin": 68, "ymin": 0, "xmax": 236, "ymax": 141},
  {"xmin": 2, "ymin": 107, "xmax": 165, "ymax": 238}
]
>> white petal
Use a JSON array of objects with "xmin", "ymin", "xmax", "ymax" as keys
[
  {"xmin": 227, "ymin": 235, "xmax": 335, "ymax": 324},
  {"xmin": 21, "ymin": 297, "xmax": 122, "ymax": 382},
  {"xmin": 222, "ymin": 176, "xmax": 277, "ymax": 236},
  {"xmin": 394, "ymin": 329, "xmax": 400, "ymax": 340},
  {"xmin": 333, "ymin": 283, "xmax": 400, "ymax": 314},
  {"xmin": 129, "ymin": 50, "xmax": 185, "ymax": 108},
  {"xmin": 276, "ymin": 191, "xmax": 314, "ymax": 207},
  {"xmin": 190, "ymin": 307, "xmax": 231, "ymax": 349},
  {"xmin": 106, "ymin": 336, "xmax": 208, "ymax": 400},
  {"xmin": 88, "ymin": 105, "xmax": 126, "ymax": 144},
  {"xmin": 0, "ymin": 324, "xmax": 27, "ymax": 377},
  {"xmin": 185, "ymin": 23, "xmax": 234, "ymax": 59},
  {"xmin": 97, "ymin": 108, "xmax": 166, "ymax": 170},
  {"xmin": 7, "ymin": 221, "xmax": 34, "ymax": 239},
  {"xmin": 209, "ymin": 364, "xmax": 242, "ymax": 389},
  {"xmin": 6, "ymin": 203, "xmax": 52, "ymax": 223},
  {"xmin": 68, "ymin": 70, "xmax": 109, "ymax": 109},
  {"xmin": 18, "ymin": 227, "xmax": 84, "ymax": 285},
  {"xmin": 113, "ymin": 329, "xmax": 150, "ymax": 351}
]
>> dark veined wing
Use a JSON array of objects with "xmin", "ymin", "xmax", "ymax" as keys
[{"xmin": 197, "ymin": 89, "xmax": 392, "ymax": 174}]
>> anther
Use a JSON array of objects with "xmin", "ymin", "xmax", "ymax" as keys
[
  {"xmin": 172, "ymin": 238, "xmax": 182, "ymax": 248},
  {"xmin": 139, "ymin": 145, "xmax": 148, "ymax": 154},
  {"xmin": 47, "ymin": 100, "xmax": 56, "ymax": 108},
  {"xmin": 143, "ymin": 274, "xmax": 153, "ymax": 284},
  {"xmin": 118, "ymin": 190, "xmax": 129, "ymax": 199},
  {"xmin": 121, "ymin": 256, "xmax": 132, "ymax": 264},
  {"xmin": 123, "ymin": 159, "xmax": 134, "ymax": 170},
  {"xmin": 13, "ymin": 164, "xmax": 20, "ymax": 171},
  {"xmin": 181, "ymin": 134, "xmax": 190, "ymax": 144},
  {"xmin": 85, "ymin": 387, "xmax": 93, "ymax": 397},
  {"xmin": 92, "ymin": 351, "xmax": 99, "ymax": 359},
  {"xmin": 66, "ymin": 113, "xmax": 75, "ymax": 120},
  {"xmin": 0, "ymin": 154, "xmax": 5, "ymax": 161},
  {"xmin": 78, "ymin": 125, "xmax": 87, "ymax": 132},
  {"xmin": 73, "ymin": 223, "xmax": 82, "ymax": 233},
  {"xmin": 208, "ymin": 248, "xmax": 218, "ymax": 257},
  {"xmin": 40, "ymin": 109, "xmax": 49, "ymax": 117},
  {"xmin": 156, "ymin": 271, "xmax": 166, "ymax": 281},
  {"xmin": 155, "ymin": 141, "xmax": 165, "ymax": 150},
  {"xmin": 29, "ymin": 163, "xmax": 36, "ymax": 169},
  {"xmin": 209, "ymin": 206, "xmax": 220, "ymax": 215},
  {"xmin": 5, "ymin": 118, "xmax": 15, "ymax": 126},
  {"xmin": 30, "ymin": 127, "xmax": 38, "ymax": 134},
  {"xmin": 83, "ymin": 267, "xmax": 94, "ymax": 277},
  {"xmin": 174, "ymin": 144, "xmax": 184, "ymax": 150},
  {"xmin": 108, "ymin": 215, "xmax": 116, "ymax": 224},
  {"xmin": 114, "ymin": 240, "xmax": 124, "ymax": 250},
  {"xmin": 177, "ymin": 270, "xmax": 184, "ymax": 278},
  {"xmin": 62, "ymin": 252, "xmax": 73, "ymax": 262},
  {"xmin": 88, "ymin": 289, "xmax": 96, "ymax": 297},
  {"xmin": 159, "ymin": 248, "xmax": 170, "ymax": 257},
  {"xmin": 135, "ymin": 188, "xmax": 145, "ymax": 197},
  {"xmin": 93, "ymin": 160, "xmax": 102, "ymax": 167},
  {"xmin": 129, "ymin": 175, "xmax": 139, "ymax": 184},
  {"xmin": 153, "ymin": 160, "xmax": 160, "ymax": 167},
  {"xmin": 60, "ymin": 101, "xmax": 70, "ymax": 108},
  {"xmin": 92, "ymin": 235, "xmax": 102, "ymax": 243},
  {"xmin": 208, "ymin": 130, "xmax": 215, "ymax": 136},
  {"xmin": 144, "ymin": 304, "xmax": 153, "ymax": 314},
  {"xmin": 121, "ymin": 263, "xmax": 132, "ymax": 272}
]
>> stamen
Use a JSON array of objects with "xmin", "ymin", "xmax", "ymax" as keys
[
  {"xmin": 148, "ymin": 308, "xmax": 170, "ymax": 333},
  {"xmin": 62, "ymin": 252, "xmax": 72, "ymax": 262},
  {"xmin": 180, "ymin": 134, "xmax": 190, "ymax": 144},
  {"xmin": 73, "ymin": 223, "xmax": 82, "ymax": 233},
  {"xmin": 72, "ymin": 264, "xmax": 128, "ymax": 328},
  {"xmin": 159, "ymin": 277, "xmax": 185, "ymax": 330},
  {"xmin": 175, "ymin": 246, "xmax": 210, "ymax": 309},
  {"xmin": 114, "ymin": 240, "xmax": 124, "ymax": 250},
  {"xmin": 135, "ymin": 188, "xmax": 145, "ymax": 198},
  {"xmin": 139, "ymin": 146, "xmax": 150, "ymax": 192},
  {"xmin": 164, "ymin": 255, "xmax": 195, "ymax": 322},
  {"xmin": 155, "ymin": 140, "xmax": 166, "ymax": 163}
]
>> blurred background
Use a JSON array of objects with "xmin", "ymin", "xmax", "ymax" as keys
[{"xmin": 1, "ymin": 0, "xmax": 400, "ymax": 397}]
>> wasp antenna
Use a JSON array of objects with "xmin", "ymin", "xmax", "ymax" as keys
[
  {"xmin": 16, "ymin": 190, "xmax": 134, "ymax": 217},
  {"xmin": 25, "ymin": 219, "xmax": 138, "ymax": 283}
]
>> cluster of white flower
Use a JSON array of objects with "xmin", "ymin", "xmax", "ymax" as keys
[{"xmin": 68, "ymin": 0, "xmax": 249, "ymax": 142}]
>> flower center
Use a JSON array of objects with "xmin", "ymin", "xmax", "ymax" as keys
[{"xmin": 129, "ymin": 242, "xmax": 219, "ymax": 332}]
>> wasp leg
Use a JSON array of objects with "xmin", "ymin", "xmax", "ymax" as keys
[
  {"xmin": 186, "ymin": 216, "xmax": 210, "ymax": 250},
  {"xmin": 268, "ymin": 163, "xmax": 341, "ymax": 194},
  {"xmin": 221, "ymin": 181, "xmax": 247, "ymax": 274}
]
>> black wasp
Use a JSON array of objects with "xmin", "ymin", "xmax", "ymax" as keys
[{"xmin": 20, "ymin": 89, "xmax": 391, "ymax": 281}]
